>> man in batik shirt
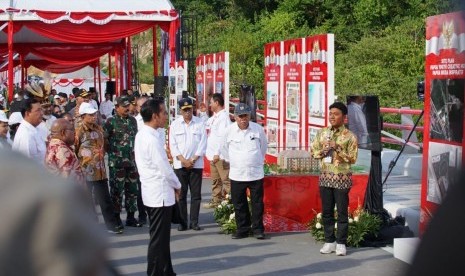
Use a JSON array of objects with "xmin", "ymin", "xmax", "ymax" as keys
[
  {"xmin": 76, "ymin": 102, "xmax": 122, "ymax": 234},
  {"xmin": 104, "ymin": 96, "xmax": 141, "ymax": 228},
  {"xmin": 311, "ymin": 102, "xmax": 358, "ymax": 257},
  {"xmin": 45, "ymin": 118, "xmax": 85, "ymax": 188}
]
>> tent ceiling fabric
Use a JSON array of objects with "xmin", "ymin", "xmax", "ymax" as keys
[{"xmin": 0, "ymin": 0, "xmax": 178, "ymax": 73}]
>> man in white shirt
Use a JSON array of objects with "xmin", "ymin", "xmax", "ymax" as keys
[
  {"xmin": 134, "ymin": 95, "xmax": 149, "ymax": 224},
  {"xmin": 222, "ymin": 103, "xmax": 267, "ymax": 240},
  {"xmin": 203, "ymin": 93, "xmax": 232, "ymax": 208},
  {"xmin": 37, "ymin": 103, "xmax": 57, "ymax": 142},
  {"xmin": 347, "ymin": 96, "xmax": 368, "ymax": 146},
  {"xmin": 12, "ymin": 98, "xmax": 46, "ymax": 164},
  {"xmin": 135, "ymin": 98, "xmax": 181, "ymax": 276},
  {"xmin": 99, "ymin": 92, "xmax": 114, "ymax": 122},
  {"xmin": 169, "ymin": 97, "xmax": 207, "ymax": 231},
  {"xmin": 135, "ymin": 95, "xmax": 148, "ymax": 130}
]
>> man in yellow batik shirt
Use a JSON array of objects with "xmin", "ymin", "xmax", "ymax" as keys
[{"xmin": 311, "ymin": 102, "xmax": 358, "ymax": 256}]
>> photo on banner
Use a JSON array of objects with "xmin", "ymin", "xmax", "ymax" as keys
[{"xmin": 266, "ymin": 119, "xmax": 278, "ymax": 155}]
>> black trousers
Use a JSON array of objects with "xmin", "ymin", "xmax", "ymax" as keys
[
  {"xmin": 230, "ymin": 178, "xmax": 264, "ymax": 235},
  {"xmin": 319, "ymin": 186, "xmax": 350, "ymax": 244},
  {"xmin": 146, "ymin": 206, "xmax": 176, "ymax": 276},
  {"xmin": 137, "ymin": 180, "xmax": 147, "ymax": 221},
  {"xmin": 174, "ymin": 168, "xmax": 202, "ymax": 227},
  {"xmin": 87, "ymin": 179, "xmax": 118, "ymax": 229}
]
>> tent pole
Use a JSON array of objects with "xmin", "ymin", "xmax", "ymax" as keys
[
  {"xmin": 20, "ymin": 54, "xmax": 25, "ymax": 89},
  {"xmin": 120, "ymin": 54, "xmax": 124, "ymax": 91},
  {"xmin": 153, "ymin": 26, "xmax": 158, "ymax": 77},
  {"xmin": 115, "ymin": 51, "xmax": 119, "ymax": 96},
  {"xmin": 7, "ymin": 20, "xmax": 14, "ymax": 103},
  {"xmin": 98, "ymin": 60, "xmax": 102, "ymax": 99},
  {"xmin": 127, "ymin": 37, "xmax": 133, "ymax": 91},
  {"xmin": 108, "ymin": 53, "xmax": 112, "ymax": 81},
  {"xmin": 93, "ymin": 65, "xmax": 97, "ymax": 94}
]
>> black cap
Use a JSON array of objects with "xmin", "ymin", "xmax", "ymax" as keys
[
  {"xmin": 58, "ymin": 92, "xmax": 68, "ymax": 98},
  {"xmin": 76, "ymin": 88, "xmax": 89, "ymax": 98},
  {"xmin": 234, "ymin": 103, "xmax": 251, "ymax": 115},
  {"xmin": 115, "ymin": 96, "xmax": 130, "ymax": 107},
  {"xmin": 178, "ymin": 97, "xmax": 193, "ymax": 110}
]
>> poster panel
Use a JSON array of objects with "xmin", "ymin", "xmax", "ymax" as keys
[
  {"xmin": 168, "ymin": 60, "xmax": 188, "ymax": 123},
  {"xmin": 265, "ymin": 42, "xmax": 281, "ymax": 119},
  {"xmin": 421, "ymin": 11, "xmax": 465, "ymax": 234},
  {"xmin": 304, "ymin": 34, "xmax": 335, "ymax": 151},
  {"xmin": 195, "ymin": 56, "xmax": 205, "ymax": 109},
  {"xmin": 205, "ymin": 54, "xmax": 215, "ymax": 115},
  {"xmin": 283, "ymin": 39, "xmax": 303, "ymax": 149},
  {"xmin": 214, "ymin": 52, "xmax": 230, "ymax": 111}
]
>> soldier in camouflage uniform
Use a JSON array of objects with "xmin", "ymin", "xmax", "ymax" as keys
[{"xmin": 104, "ymin": 96, "xmax": 142, "ymax": 228}]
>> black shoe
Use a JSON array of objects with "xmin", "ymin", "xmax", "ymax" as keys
[
  {"xmin": 138, "ymin": 217, "xmax": 147, "ymax": 225},
  {"xmin": 232, "ymin": 232, "xmax": 249, "ymax": 239},
  {"xmin": 254, "ymin": 233, "xmax": 266, "ymax": 240},
  {"xmin": 190, "ymin": 224, "xmax": 203, "ymax": 231},
  {"xmin": 126, "ymin": 219, "xmax": 143, "ymax": 227},
  {"xmin": 177, "ymin": 224, "xmax": 188, "ymax": 231}
]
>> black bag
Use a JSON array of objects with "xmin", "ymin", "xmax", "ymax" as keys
[{"xmin": 171, "ymin": 202, "xmax": 181, "ymax": 224}]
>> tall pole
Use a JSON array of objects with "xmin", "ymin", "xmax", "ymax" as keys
[
  {"xmin": 153, "ymin": 26, "xmax": 158, "ymax": 77},
  {"xmin": 7, "ymin": 19, "xmax": 13, "ymax": 103}
]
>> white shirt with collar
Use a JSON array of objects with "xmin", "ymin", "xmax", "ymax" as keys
[
  {"xmin": 99, "ymin": 100, "xmax": 114, "ymax": 119},
  {"xmin": 37, "ymin": 115, "xmax": 57, "ymax": 143},
  {"xmin": 222, "ymin": 121, "xmax": 268, "ymax": 182},
  {"xmin": 205, "ymin": 109, "xmax": 231, "ymax": 161},
  {"xmin": 135, "ymin": 124, "xmax": 181, "ymax": 208},
  {"xmin": 136, "ymin": 114, "xmax": 166, "ymax": 148},
  {"xmin": 169, "ymin": 115, "xmax": 207, "ymax": 169},
  {"xmin": 12, "ymin": 120, "xmax": 46, "ymax": 164}
]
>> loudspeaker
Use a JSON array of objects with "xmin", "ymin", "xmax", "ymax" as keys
[
  {"xmin": 106, "ymin": 81, "xmax": 116, "ymax": 95},
  {"xmin": 154, "ymin": 76, "xmax": 168, "ymax": 98}
]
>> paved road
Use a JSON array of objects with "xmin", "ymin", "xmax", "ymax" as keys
[{"xmin": 106, "ymin": 179, "xmax": 410, "ymax": 275}]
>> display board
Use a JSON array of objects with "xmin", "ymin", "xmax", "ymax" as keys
[
  {"xmin": 264, "ymin": 34, "xmax": 335, "ymax": 161},
  {"xmin": 168, "ymin": 60, "xmax": 188, "ymax": 123},
  {"xmin": 420, "ymin": 11, "xmax": 465, "ymax": 234},
  {"xmin": 195, "ymin": 52, "xmax": 230, "ymax": 116}
]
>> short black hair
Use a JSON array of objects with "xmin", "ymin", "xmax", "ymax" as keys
[
  {"xmin": 211, "ymin": 93, "xmax": 224, "ymax": 107},
  {"xmin": 140, "ymin": 99, "xmax": 165, "ymax": 123},
  {"xmin": 21, "ymin": 98, "xmax": 41, "ymax": 117},
  {"xmin": 329, "ymin": 101, "xmax": 348, "ymax": 115}
]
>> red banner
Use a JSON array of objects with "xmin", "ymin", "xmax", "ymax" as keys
[{"xmin": 420, "ymin": 11, "xmax": 465, "ymax": 234}]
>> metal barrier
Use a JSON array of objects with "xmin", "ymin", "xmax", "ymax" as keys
[
  {"xmin": 380, "ymin": 107, "xmax": 423, "ymax": 149},
  {"xmin": 229, "ymin": 99, "xmax": 423, "ymax": 148}
]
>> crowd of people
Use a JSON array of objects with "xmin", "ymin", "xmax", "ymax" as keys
[{"xmin": 1, "ymin": 86, "xmax": 361, "ymax": 274}]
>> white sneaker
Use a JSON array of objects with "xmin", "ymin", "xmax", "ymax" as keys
[
  {"xmin": 336, "ymin": 244, "xmax": 347, "ymax": 256},
  {"xmin": 319, "ymin": 242, "xmax": 336, "ymax": 254}
]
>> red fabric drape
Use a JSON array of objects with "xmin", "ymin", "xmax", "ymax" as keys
[
  {"xmin": 19, "ymin": 21, "xmax": 170, "ymax": 43},
  {"xmin": 28, "ymin": 46, "xmax": 116, "ymax": 65},
  {"xmin": 25, "ymin": 61, "xmax": 95, "ymax": 74}
]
